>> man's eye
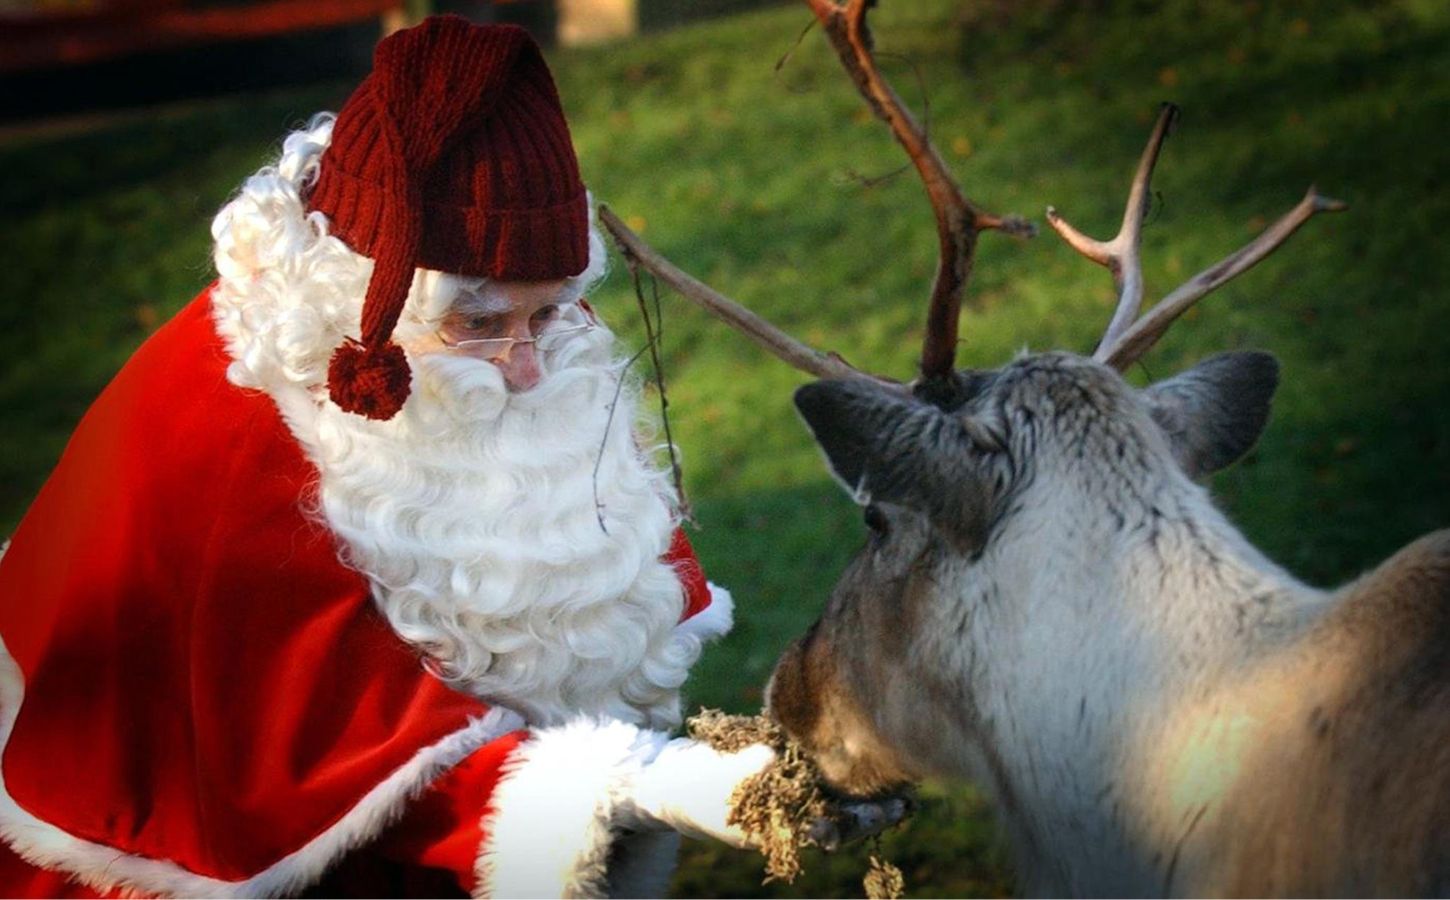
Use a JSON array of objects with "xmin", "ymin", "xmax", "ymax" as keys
[
  {"xmin": 463, "ymin": 316, "xmax": 495, "ymax": 332},
  {"xmin": 531, "ymin": 305, "xmax": 560, "ymax": 327}
]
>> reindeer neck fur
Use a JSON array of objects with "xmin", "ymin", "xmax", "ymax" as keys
[
  {"xmin": 955, "ymin": 447, "xmax": 1334, "ymax": 895},
  {"xmin": 787, "ymin": 355, "xmax": 1450, "ymax": 895}
]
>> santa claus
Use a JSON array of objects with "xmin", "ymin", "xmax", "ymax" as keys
[{"xmin": 0, "ymin": 17, "xmax": 773, "ymax": 898}]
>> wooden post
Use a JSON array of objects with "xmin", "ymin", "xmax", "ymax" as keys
[{"xmin": 557, "ymin": 0, "xmax": 636, "ymax": 46}]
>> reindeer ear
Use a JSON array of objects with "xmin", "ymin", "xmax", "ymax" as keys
[
  {"xmin": 1143, "ymin": 351, "xmax": 1279, "ymax": 480},
  {"xmin": 794, "ymin": 379, "xmax": 991, "ymax": 528}
]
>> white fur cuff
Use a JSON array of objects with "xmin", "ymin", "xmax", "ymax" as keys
[
  {"xmin": 677, "ymin": 582, "xmax": 734, "ymax": 645},
  {"xmin": 474, "ymin": 719, "xmax": 672, "ymax": 899}
]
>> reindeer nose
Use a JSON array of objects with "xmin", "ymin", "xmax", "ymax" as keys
[{"xmin": 494, "ymin": 341, "xmax": 541, "ymax": 392}]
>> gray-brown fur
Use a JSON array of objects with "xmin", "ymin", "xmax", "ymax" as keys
[
  {"xmin": 1201, "ymin": 532, "xmax": 1450, "ymax": 897},
  {"xmin": 768, "ymin": 349, "xmax": 1450, "ymax": 897}
]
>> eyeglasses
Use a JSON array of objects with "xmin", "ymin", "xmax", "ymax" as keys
[{"xmin": 434, "ymin": 321, "xmax": 595, "ymax": 359}]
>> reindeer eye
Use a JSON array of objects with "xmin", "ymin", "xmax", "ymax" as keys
[{"xmin": 863, "ymin": 504, "xmax": 889, "ymax": 535}]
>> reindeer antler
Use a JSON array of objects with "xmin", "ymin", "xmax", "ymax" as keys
[
  {"xmin": 1048, "ymin": 104, "xmax": 1347, "ymax": 372},
  {"xmin": 599, "ymin": 206, "xmax": 878, "ymax": 384},
  {"xmin": 1046, "ymin": 103, "xmax": 1179, "ymax": 357},
  {"xmin": 599, "ymin": 0, "xmax": 1032, "ymax": 387},
  {"xmin": 804, "ymin": 0, "xmax": 1034, "ymax": 381}
]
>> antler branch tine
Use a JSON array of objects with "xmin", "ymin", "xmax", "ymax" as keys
[
  {"xmin": 1047, "ymin": 103, "xmax": 1178, "ymax": 358},
  {"xmin": 598, "ymin": 206, "xmax": 893, "ymax": 386},
  {"xmin": 805, "ymin": 0, "xmax": 1034, "ymax": 381},
  {"xmin": 1099, "ymin": 187, "xmax": 1347, "ymax": 371}
]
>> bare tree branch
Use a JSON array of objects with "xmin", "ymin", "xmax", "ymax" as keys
[
  {"xmin": 631, "ymin": 263, "xmax": 692, "ymax": 523},
  {"xmin": 1098, "ymin": 187, "xmax": 1347, "ymax": 370}
]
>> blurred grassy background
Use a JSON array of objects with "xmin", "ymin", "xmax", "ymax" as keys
[{"xmin": 3, "ymin": 0, "xmax": 1448, "ymax": 895}]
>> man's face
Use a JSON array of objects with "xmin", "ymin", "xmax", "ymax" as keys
[
  {"xmin": 314, "ymin": 268, "xmax": 695, "ymax": 727},
  {"xmin": 408, "ymin": 278, "xmax": 575, "ymax": 392}
]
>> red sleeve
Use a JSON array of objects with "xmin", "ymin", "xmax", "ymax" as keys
[
  {"xmin": 307, "ymin": 729, "xmax": 529, "ymax": 897},
  {"xmin": 310, "ymin": 531, "xmax": 709, "ymax": 896},
  {"xmin": 664, "ymin": 527, "xmax": 712, "ymax": 621}
]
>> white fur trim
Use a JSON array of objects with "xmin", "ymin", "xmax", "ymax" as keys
[
  {"xmin": 676, "ymin": 582, "xmax": 734, "ymax": 645},
  {"xmin": 0, "ymin": 636, "xmax": 524, "ymax": 898},
  {"xmin": 474, "ymin": 719, "xmax": 671, "ymax": 899}
]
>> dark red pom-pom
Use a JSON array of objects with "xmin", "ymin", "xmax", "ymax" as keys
[{"xmin": 327, "ymin": 341, "xmax": 411, "ymax": 420}]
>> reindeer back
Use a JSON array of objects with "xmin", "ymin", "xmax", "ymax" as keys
[{"xmin": 1177, "ymin": 530, "xmax": 1450, "ymax": 896}]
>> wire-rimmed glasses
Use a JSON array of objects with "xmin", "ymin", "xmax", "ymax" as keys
[{"xmin": 434, "ymin": 321, "xmax": 595, "ymax": 359}]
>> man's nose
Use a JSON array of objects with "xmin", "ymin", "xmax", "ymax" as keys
[{"xmin": 494, "ymin": 340, "xmax": 541, "ymax": 392}]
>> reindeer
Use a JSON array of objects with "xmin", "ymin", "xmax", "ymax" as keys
[
  {"xmin": 600, "ymin": 1, "xmax": 1450, "ymax": 895},
  {"xmin": 774, "ymin": 349, "xmax": 1450, "ymax": 897}
]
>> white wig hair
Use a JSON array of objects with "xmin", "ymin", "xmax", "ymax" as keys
[{"xmin": 209, "ymin": 114, "xmax": 702, "ymax": 728}]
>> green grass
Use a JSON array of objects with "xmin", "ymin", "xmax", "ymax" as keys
[{"xmin": 3, "ymin": 0, "xmax": 1448, "ymax": 895}]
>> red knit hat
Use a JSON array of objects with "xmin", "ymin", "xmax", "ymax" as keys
[{"xmin": 308, "ymin": 16, "xmax": 589, "ymax": 420}]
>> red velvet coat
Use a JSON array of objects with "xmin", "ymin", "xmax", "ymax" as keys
[{"xmin": 0, "ymin": 287, "xmax": 720, "ymax": 897}]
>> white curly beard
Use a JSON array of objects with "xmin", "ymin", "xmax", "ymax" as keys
[
  {"xmin": 210, "ymin": 115, "xmax": 708, "ymax": 729},
  {"xmin": 309, "ymin": 323, "xmax": 703, "ymax": 729}
]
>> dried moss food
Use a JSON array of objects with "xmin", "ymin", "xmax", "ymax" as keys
[
  {"xmin": 865, "ymin": 854, "xmax": 905, "ymax": 899},
  {"xmin": 688, "ymin": 709, "xmax": 826, "ymax": 882},
  {"xmin": 687, "ymin": 708, "xmax": 909, "ymax": 897}
]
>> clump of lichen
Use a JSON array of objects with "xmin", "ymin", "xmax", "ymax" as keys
[
  {"xmin": 864, "ymin": 854, "xmax": 905, "ymax": 899},
  {"xmin": 688, "ymin": 708, "xmax": 826, "ymax": 882},
  {"xmin": 687, "ymin": 708, "xmax": 908, "ymax": 897}
]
